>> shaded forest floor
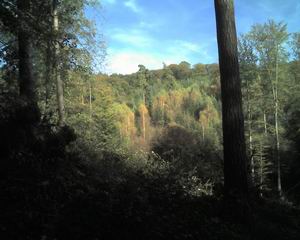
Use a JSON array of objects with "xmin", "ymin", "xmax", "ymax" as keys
[{"xmin": 1, "ymin": 104, "xmax": 300, "ymax": 240}]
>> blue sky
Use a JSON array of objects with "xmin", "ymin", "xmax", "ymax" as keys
[{"xmin": 87, "ymin": 0, "xmax": 300, "ymax": 74}]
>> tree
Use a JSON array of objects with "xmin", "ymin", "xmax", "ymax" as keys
[
  {"xmin": 193, "ymin": 63, "xmax": 207, "ymax": 77},
  {"xmin": 238, "ymin": 34, "xmax": 273, "ymax": 195},
  {"xmin": 238, "ymin": 34, "xmax": 257, "ymax": 180},
  {"xmin": 162, "ymin": 64, "xmax": 177, "ymax": 90},
  {"xmin": 17, "ymin": 0, "xmax": 36, "ymax": 102},
  {"xmin": 290, "ymin": 33, "xmax": 300, "ymax": 93},
  {"xmin": 214, "ymin": 0, "xmax": 249, "ymax": 198},
  {"xmin": 291, "ymin": 33, "xmax": 300, "ymax": 60},
  {"xmin": 0, "ymin": 0, "xmax": 39, "ymax": 106},
  {"xmin": 53, "ymin": 0, "xmax": 65, "ymax": 127},
  {"xmin": 0, "ymin": 0, "xmax": 101, "ymax": 127},
  {"xmin": 137, "ymin": 64, "xmax": 152, "ymax": 111},
  {"xmin": 51, "ymin": 0, "xmax": 100, "ymax": 126},
  {"xmin": 169, "ymin": 61, "xmax": 192, "ymax": 80},
  {"xmin": 138, "ymin": 103, "xmax": 150, "ymax": 142},
  {"xmin": 248, "ymin": 21, "xmax": 289, "ymax": 198},
  {"xmin": 152, "ymin": 124, "xmax": 221, "ymax": 182}
]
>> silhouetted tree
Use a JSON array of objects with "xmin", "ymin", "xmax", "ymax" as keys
[
  {"xmin": 53, "ymin": 0, "xmax": 65, "ymax": 127},
  {"xmin": 214, "ymin": 0, "xmax": 249, "ymax": 198},
  {"xmin": 17, "ymin": 0, "xmax": 36, "ymax": 102}
]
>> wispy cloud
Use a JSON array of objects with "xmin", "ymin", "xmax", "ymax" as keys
[
  {"xmin": 99, "ymin": 0, "xmax": 300, "ymax": 74},
  {"xmin": 106, "ymin": 50, "xmax": 163, "ymax": 74},
  {"xmin": 176, "ymin": 41, "xmax": 201, "ymax": 53},
  {"xmin": 110, "ymin": 28, "xmax": 154, "ymax": 48},
  {"xmin": 238, "ymin": 0, "xmax": 298, "ymax": 28},
  {"xmin": 165, "ymin": 40, "xmax": 215, "ymax": 64},
  {"xmin": 124, "ymin": 0, "xmax": 142, "ymax": 13},
  {"xmin": 104, "ymin": 38, "xmax": 216, "ymax": 74},
  {"xmin": 102, "ymin": 0, "xmax": 116, "ymax": 5},
  {"xmin": 139, "ymin": 21, "xmax": 160, "ymax": 29}
]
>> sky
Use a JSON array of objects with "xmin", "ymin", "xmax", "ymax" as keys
[{"xmin": 87, "ymin": 0, "xmax": 300, "ymax": 74}]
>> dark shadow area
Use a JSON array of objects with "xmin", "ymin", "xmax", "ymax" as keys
[{"xmin": 0, "ymin": 95, "xmax": 300, "ymax": 240}]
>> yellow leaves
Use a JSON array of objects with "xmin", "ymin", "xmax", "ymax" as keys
[
  {"xmin": 114, "ymin": 103, "xmax": 136, "ymax": 140},
  {"xmin": 138, "ymin": 103, "xmax": 149, "ymax": 116},
  {"xmin": 198, "ymin": 102, "xmax": 220, "ymax": 129},
  {"xmin": 152, "ymin": 90, "xmax": 187, "ymax": 124},
  {"xmin": 171, "ymin": 90, "xmax": 185, "ymax": 109},
  {"xmin": 138, "ymin": 103, "xmax": 151, "ymax": 141},
  {"xmin": 114, "ymin": 103, "xmax": 155, "ymax": 151},
  {"xmin": 187, "ymin": 89, "xmax": 202, "ymax": 104}
]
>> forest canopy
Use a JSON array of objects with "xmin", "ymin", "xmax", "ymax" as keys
[{"xmin": 0, "ymin": 0, "xmax": 300, "ymax": 239}]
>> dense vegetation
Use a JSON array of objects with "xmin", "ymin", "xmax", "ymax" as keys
[{"xmin": 0, "ymin": 0, "xmax": 300, "ymax": 239}]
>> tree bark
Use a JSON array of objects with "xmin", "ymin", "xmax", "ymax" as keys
[
  {"xmin": 259, "ymin": 141, "xmax": 263, "ymax": 197},
  {"xmin": 214, "ymin": 0, "xmax": 249, "ymax": 198},
  {"xmin": 89, "ymin": 79, "xmax": 92, "ymax": 139},
  {"xmin": 89, "ymin": 79, "xmax": 92, "ymax": 119},
  {"xmin": 17, "ymin": 0, "xmax": 36, "ymax": 102},
  {"xmin": 274, "ymin": 45, "xmax": 282, "ymax": 198},
  {"xmin": 246, "ymin": 73, "xmax": 254, "ymax": 180},
  {"xmin": 53, "ymin": 0, "xmax": 65, "ymax": 127},
  {"xmin": 45, "ymin": 40, "xmax": 52, "ymax": 106},
  {"xmin": 263, "ymin": 111, "xmax": 267, "ymax": 134}
]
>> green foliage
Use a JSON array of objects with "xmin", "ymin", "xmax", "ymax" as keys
[
  {"xmin": 1, "ymin": 4, "xmax": 300, "ymax": 238},
  {"xmin": 238, "ymin": 20, "xmax": 300, "ymax": 198},
  {"xmin": 152, "ymin": 124, "xmax": 222, "ymax": 183},
  {"xmin": 1, "ymin": 99, "xmax": 299, "ymax": 239},
  {"xmin": 65, "ymin": 72, "xmax": 121, "ymax": 152},
  {"xmin": 169, "ymin": 61, "xmax": 192, "ymax": 80}
]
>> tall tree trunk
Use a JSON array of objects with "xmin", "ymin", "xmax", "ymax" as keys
[
  {"xmin": 81, "ymin": 83, "xmax": 85, "ymax": 104},
  {"xmin": 17, "ymin": 0, "xmax": 35, "ymax": 102},
  {"xmin": 274, "ymin": 45, "xmax": 282, "ymax": 198},
  {"xmin": 275, "ymin": 101, "xmax": 282, "ymax": 197},
  {"xmin": 89, "ymin": 79, "xmax": 92, "ymax": 119},
  {"xmin": 263, "ymin": 110, "xmax": 267, "ymax": 134},
  {"xmin": 259, "ymin": 140, "xmax": 264, "ymax": 197},
  {"xmin": 214, "ymin": 0, "xmax": 249, "ymax": 198},
  {"xmin": 89, "ymin": 79, "xmax": 92, "ymax": 139},
  {"xmin": 126, "ymin": 115, "xmax": 130, "ymax": 136},
  {"xmin": 246, "ymin": 74, "xmax": 254, "ymax": 180},
  {"xmin": 45, "ymin": 40, "xmax": 52, "ymax": 106},
  {"xmin": 259, "ymin": 108, "xmax": 269, "ymax": 197},
  {"xmin": 141, "ymin": 107, "xmax": 146, "ymax": 141},
  {"xmin": 249, "ymin": 113, "xmax": 254, "ymax": 179},
  {"xmin": 53, "ymin": 0, "xmax": 65, "ymax": 127}
]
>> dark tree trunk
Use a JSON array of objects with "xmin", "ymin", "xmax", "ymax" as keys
[
  {"xmin": 214, "ymin": 0, "xmax": 249, "ymax": 198},
  {"xmin": 17, "ymin": 0, "xmax": 36, "ymax": 102},
  {"xmin": 45, "ymin": 40, "xmax": 52, "ymax": 106},
  {"xmin": 53, "ymin": 0, "xmax": 65, "ymax": 127},
  {"xmin": 17, "ymin": 0, "xmax": 40, "ymax": 126}
]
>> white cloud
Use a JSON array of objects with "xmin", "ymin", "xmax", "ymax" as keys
[
  {"xmin": 106, "ymin": 51, "xmax": 163, "ymax": 74},
  {"xmin": 104, "ymin": 28, "xmax": 217, "ymax": 74},
  {"xmin": 139, "ymin": 21, "xmax": 157, "ymax": 29},
  {"xmin": 176, "ymin": 41, "xmax": 201, "ymax": 53},
  {"xmin": 111, "ymin": 29, "xmax": 153, "ymax": 47},
  {"xmin": 165, "ymin": 40, "xmax": 214, "ymax": 63},
  {"xmin": 124, "ymin": 0, "xmax": 142, "ymax": 13},
  {"xmin": 104, "ymin": 38, "xmax": 216, "ymax": 74},
  {"xmin": 102, "ymin": 0, "xmax": 116, "ymax": 4}
]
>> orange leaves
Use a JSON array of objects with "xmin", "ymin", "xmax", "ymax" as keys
[
  {"xmin": 114, "ymin": 103, "xmax": 136, "ymax": 140},
  {"xmin": 138, "ymin": 103, "xmax": 151, "ymax": 141}
]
